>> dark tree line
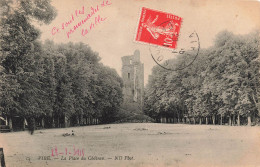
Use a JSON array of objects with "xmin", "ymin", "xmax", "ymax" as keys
[
  {"xmin": 40, "ymin": 41, "xmax": 123, "ymax": 127},
  {"xmin": 0, "ymin": 0, "xmax": 123, "ymax": 132},
  {"xmin": 144, "ymin": 31, "xmax": 260, "ymax": 126}
]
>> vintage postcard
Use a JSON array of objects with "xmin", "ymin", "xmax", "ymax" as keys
[{"xmin": 0, "ymin": 0, "xmax": 260, "ymax": 167}]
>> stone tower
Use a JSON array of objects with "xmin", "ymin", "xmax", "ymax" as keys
[{"xmin": 121, "ymin": 50, "xmax": 144, "ymax": 111}]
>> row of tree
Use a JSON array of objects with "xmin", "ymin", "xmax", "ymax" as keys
[
  {"xmin": 144, "ymin": 31, "xmax": 260, "ymax": 126},
  {"xmin": 0, "ymin": 0, "xmax": 123, "ymax": 131}
]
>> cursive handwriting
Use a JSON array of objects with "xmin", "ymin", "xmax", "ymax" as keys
[
  {"xmin": 51, "ymin": 0, "xmax": 112, "ymax": 38},
  {"xmin": 66, "ymin": 5, "xmax": 99, "ymax": 38},
  {"xmin": 81, "ymin": 15, "xmax": 107, "ymax": 36}
]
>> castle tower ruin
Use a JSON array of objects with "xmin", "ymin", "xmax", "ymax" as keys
[{"xmin": 121, "ymin": 50, "xmax": 144, "ymax": 111}]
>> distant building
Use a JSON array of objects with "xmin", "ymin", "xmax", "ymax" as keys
[{"xmin": 121, "ymin": 50, "xmax": 144, "ymax": 111}]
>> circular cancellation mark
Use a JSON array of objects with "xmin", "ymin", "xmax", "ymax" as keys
[{"xmin": 148, "ymin": 20, "xmax": 200, "ymax": 71}]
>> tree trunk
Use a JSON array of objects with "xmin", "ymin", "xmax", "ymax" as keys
[
  {"xmin": 193, "ymin": 117, "xmax": 196, "ymax": 124},
  {"xmin": 229, "ymin": 116, "xmax": 232, "ymax": 126},
  {"xmin": 57, "ymin": 115, "xmax": 60, "ymax": 128},
  {"xmin": 5, "ymin": 116, "xmax": 8, "ymax": 125},
  {"xmin": 247, "ymin": 115, "xmax": 251, "ymax": 126},
  {"xmin": 232, "ymin": 115, "xmax": 236, "ymax": 126},
  {"xmin": 64, "ymin": 115, "xmax": 67, "ymax": 128},
  {"xmin": 220, "ymin": 115, "xmax": 223, "ymax": 125},
  {"xmin": 52, "ymin": 114, "xmax": 55, "ymax": 128},
  {"xmin": 212, "ymin": 115, "xmax": 215, "ymax": 125},
  {"xmin": 22, "ymin": 118, "xmax": 26, "ymax": 130},
  {"xmin": 199, "ymin": 117, "xmax": 202, "ymax": 125},
  {"xmin": 237, "ymin": 114, "xmax": 240, "ymax": 126},
  {"xmin": 84, "ymin": 117, "xmax": 87, "ymax": 125},
  {"xmin": 8, "ymin": 117, "xmax": 13, "ymax": 130},
  {"xmin": 80, "ymin": 114, "xmax": 83, "ymax": 125},
  {"xmin": 77, "ymin": 116, "xmax": 80, "ymax": 125},
  {"xmin": 28, "ymin": 117, "xmax": 35, "ymax": 134},
  {"xmin": 41, "ymin": 117, "xmax": 45, "ymax": 128},
  {"xmin": 206, "ymin": 117, "xmax": 208, "ymax": 125}
]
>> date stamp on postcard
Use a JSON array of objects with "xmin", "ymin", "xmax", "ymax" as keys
[{"xmin": 135, "ymin": 7, "xmax": 182, "ymax": 49}]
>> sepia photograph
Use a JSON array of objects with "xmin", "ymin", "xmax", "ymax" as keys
[{"xmin": 0, "ymin": 0, "xmax": 260, "ymax": 166}]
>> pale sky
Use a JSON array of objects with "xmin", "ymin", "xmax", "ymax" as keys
[{"xmin": 38, "ymin": 0, "xmax": 260, "ymax": 85}]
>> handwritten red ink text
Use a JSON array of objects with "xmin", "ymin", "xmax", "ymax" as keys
[
  {"xmin": 51, "ymin": 0, "xmax": 112, "ymax": 39},
  {"xmin": 51, "ymin": 146, "xmax": 85, "ymax": 157},
  {"xmin": 81, "ymin": 15, "xmax": 107, "ymax": 36}
]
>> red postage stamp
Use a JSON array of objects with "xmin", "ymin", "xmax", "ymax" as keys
[{"xmin": 135, "ymin": 7, "xmax": 182, "ymax": 49}]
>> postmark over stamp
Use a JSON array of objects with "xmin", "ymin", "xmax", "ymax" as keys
[
  {"xmin": 150, "ymin": 31, "xmax": 200, "ymax": 71},
  {"xmin": 135, "ymin": 7, "xmax": 200, "ymax": 71},
  {"xmin": 135, "ymin": 7, "xmax": 182, "ymax": 49}
]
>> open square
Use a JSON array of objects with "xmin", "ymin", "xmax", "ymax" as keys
[{"xmin": 1, "ymin": 123, "xmax": 259, "ymax": 167}]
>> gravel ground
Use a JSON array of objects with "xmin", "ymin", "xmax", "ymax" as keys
[{"xmin": 0, "ymin": 123, "xmax": 260, "ymax": 167}]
